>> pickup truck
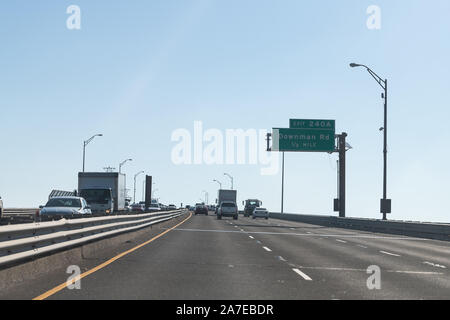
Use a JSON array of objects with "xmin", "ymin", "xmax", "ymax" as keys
[{"xmin": 217, "ymin": 201, "xmax": 238, "ymax": 220}]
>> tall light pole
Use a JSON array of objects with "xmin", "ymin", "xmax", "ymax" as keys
[
  {"xmin": 133, "ymin": 171, "xmax": 144, "ymax": 204},
  {"xmin": 202, "ymin": 190, "xmax": 209, "ymax": 204},
  {"xmin": 213, "ymin": 179, "xmax": 222, "ymax": 189},
  {"xmin": 152, "ymin": 188, "xmax": 159, "ymax": 199},
  {"xmin": 119, "ymin": 158, "xmax": 132, "ymax": 173},
  {"xmin": 350, "ymin": 62, "xmax": 390, "ymax": 220},
  {"xmin": 82, "ymin": 134, "xmax": 103, "ymax": 172},
  {"xmin": 223, "ymin": 173, "xmax": 234, "ymax": 190},
  {"xmin": 119, "ymin": 159, "xmax": 132, "ymax": 208}
]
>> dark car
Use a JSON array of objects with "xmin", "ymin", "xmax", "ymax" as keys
[{"xmin": 195, "ymin": 203, "xmax": 208, "ymax": 215}]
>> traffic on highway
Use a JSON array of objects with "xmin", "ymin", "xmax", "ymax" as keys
[{"xmin": 1, "ymin": 0, "xmax": 449, "ymax": 313}]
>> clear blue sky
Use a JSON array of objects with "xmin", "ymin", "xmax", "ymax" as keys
[{"xmin": 1, "ymin": 1, "xmax": 449, "ymax": 222}]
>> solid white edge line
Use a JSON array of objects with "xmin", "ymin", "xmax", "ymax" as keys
[{"xmin": 292, "ymin": 268, "xmax": 312, "ymax": 281}]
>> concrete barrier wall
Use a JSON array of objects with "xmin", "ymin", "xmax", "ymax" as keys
[
  {"xmin": 269, "ymin": 212, "xmax": 450, "ymax": 241},
  {"xmin": 0, "ymin": 212, "xmax": 189, "ymax": 291}
]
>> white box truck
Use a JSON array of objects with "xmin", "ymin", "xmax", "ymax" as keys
[
  {"xmin": 217, "ymin": 189, "xmax": 237, "ymax": 205},
  {"xmin": 78, "ymin": 172, "xmax": 126, "ymax": 214},
  {"xmin": 216, "ymin": 189, "xmax": 238, "ymax": 220}
]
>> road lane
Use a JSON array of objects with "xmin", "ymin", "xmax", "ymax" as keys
[
  {"xmin": 43, "ymin": 213, "xmax": 318, "ymax": 299},
  {"xmin": 248, "ymin": 217, "xmax": 450, "ymax": 269},
  {"xmin": 1, "ymin": 213, "xmax": 448, "ymax": 299}
]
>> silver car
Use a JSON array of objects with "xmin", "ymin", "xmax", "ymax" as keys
[
  {"xmin": 252, "ymin": 207, "xmax": 269, "ymax": 219},
  {"xmin": 39, "ymin": 196, "xmax": 92, "ymax": 220},
  {"xmin": 147, "ymin": 203, "xmax": 162, "ymax": 212}
]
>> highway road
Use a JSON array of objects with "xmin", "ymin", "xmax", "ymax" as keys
[{"xmin": 1, "ymin": 212, "xmax": 449, "ymax": 300}]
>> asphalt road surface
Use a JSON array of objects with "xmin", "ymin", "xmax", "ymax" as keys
[{"xmin": 2, "ymin": 212, "xmax": 449, "ymax": 299}]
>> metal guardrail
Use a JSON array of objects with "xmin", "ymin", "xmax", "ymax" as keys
[
  {"xmin": 0, "ymin": 209, "xmax": 187, "ymax": 267},
  {"xmin": 3, "ymin": 208, "xmax": 38, "ymax": 216},
  {"xmin": 1, "ymin": 209, "xmax": 39, "ymax": 225}
]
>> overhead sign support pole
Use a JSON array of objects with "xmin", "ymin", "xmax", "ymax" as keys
[
  {"xmin": 338, "ymin": 133, "xmax": 347, "ymax": 218},
  {"xmin": 333, "ymin": 132, "xmax": 348, "ymax": 218},
  {"xmin": 269, "ymin": 119, "xmax": 341, "ymax": 216}
]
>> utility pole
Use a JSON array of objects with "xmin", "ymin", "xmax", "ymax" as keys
[{"xmin": 281, "ymin": 152, "xmax": 285, "ymax": 214}]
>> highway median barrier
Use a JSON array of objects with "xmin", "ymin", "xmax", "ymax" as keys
[{"xmin": 269, "ymin": 212, "xmax": 450, "ymax": 241}]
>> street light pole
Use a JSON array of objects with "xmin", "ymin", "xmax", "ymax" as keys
[
  {"xmin": 383, "ymin": 79, "xmax": 388, "ymax": 220},
  {"xmin": 202, "ymin": 190, "xmax": 209, "ymax": 204},
  {"xmin": 82, "ymin": 134, "xmax": 103, "ymax": 172},
  {"xmin": 350, "ymin": 63, "xmax": 390, "ymax": 220},
  {"xmin": 133, "ymin": 171, "xmax": 144, "ymax": 204},
  {"xmin": 119, "ymin": 158, "xmax": 132, "ymax": 173},
  {"xmin": 224, "ymin": 173, "xmax": 234, "ymax": 189},
  {"xmin": 213, "ymin": 179, "xmax": 222, "ymax": 189},
  {"xmin": 119, "ymin": 159, "xmax": 132, "ymax": 208}
]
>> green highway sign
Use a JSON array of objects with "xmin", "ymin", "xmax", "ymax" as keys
[
  {"xmin": 289, "ymin": 119, "xmax": 335, "ymax": 131},
  {"xmin": 272, "ymin": 127, "xmax": 335, "ymax": 152}
]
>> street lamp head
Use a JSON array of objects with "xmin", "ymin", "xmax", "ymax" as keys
[
  {"xmin": 349, "ymin": 63, "xmax": 362, "ymax": 68},
  {"xmin": 345, "ymin": 142, "xmax": 353, "ymax": 151},
  {"xmin": 134, "ymin": 170, "xmax": 144, "ymax": 178}
]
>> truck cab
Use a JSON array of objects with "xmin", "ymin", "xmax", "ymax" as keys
[
  {"xmin": 79, "ymin": 188, "xmax": 113, "ymax": 215},
  {"xmin": 243, "ymin": 199, "xmax": 262, "ymax": 217},
  {"xmin": 78, "ymin": 172, "xmax": 126, "ymax": 214}
]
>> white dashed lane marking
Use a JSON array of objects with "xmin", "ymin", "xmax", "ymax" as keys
[
  {"xmin": 379, "ymin": 250, "xmax": 401, "ymax": 257},
  {"xmin": 262, "ymin": 246, "xmax": 272, "ymax": 252},
  {"xmin": 292, "ymin": 268, "xmax": 312, "ymax": 281},
  {"xmin": 423, "ymin": 261, "xmax": 447, "ymax": 269}
]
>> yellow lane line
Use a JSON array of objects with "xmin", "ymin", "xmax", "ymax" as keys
[{"xmin": 33, "ymin": 212, "xmax": 192, "ymax": 300}]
